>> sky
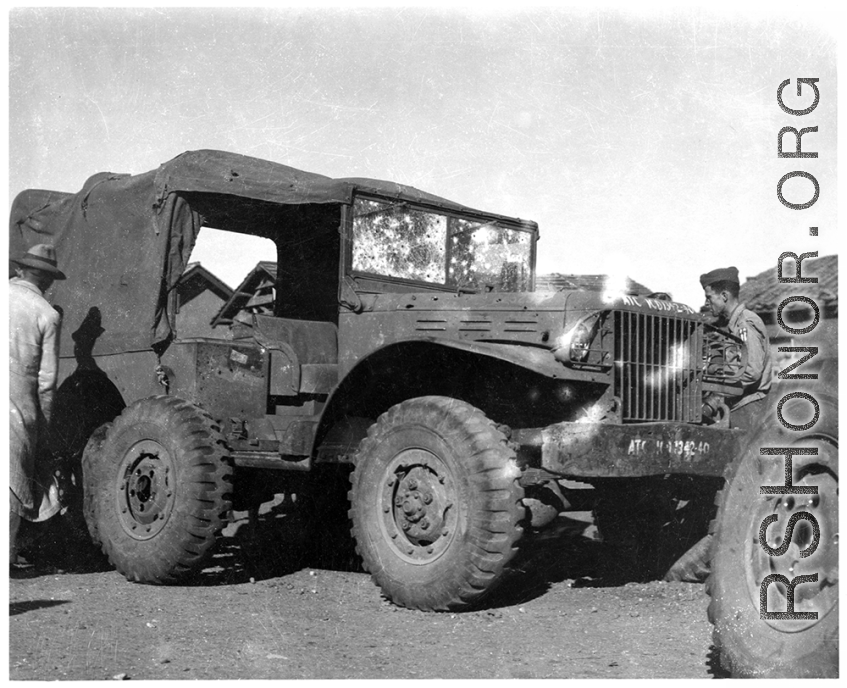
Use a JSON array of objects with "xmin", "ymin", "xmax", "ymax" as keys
[{"xmin": 6, "ymin": 5, "xmax": 840, "ymax": 309}]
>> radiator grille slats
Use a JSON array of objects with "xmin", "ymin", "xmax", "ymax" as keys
[{"xmin": 614, "ymin": 311, "xmax": 702, "ymax": 423}]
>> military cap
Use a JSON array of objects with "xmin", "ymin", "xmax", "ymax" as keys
[{"xmin": 699, "ymin": 266, "xmax": 739, "ymax": 288}]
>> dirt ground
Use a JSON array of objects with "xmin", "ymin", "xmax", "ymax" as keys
[{"xmin": 9, "ymin": 504, "xmax": 725, "ymax": 680}]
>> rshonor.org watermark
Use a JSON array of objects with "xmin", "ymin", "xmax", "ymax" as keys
[{"xmin": 759, "ymin": 77, "xmax": 831, "ymax": 622}]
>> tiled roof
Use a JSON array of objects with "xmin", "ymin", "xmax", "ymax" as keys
[
  {"xmin": 740, "ymin": 254, "xmax": 837, "ymax": 311},
  {"xmin": 536, "ymin": 273, "xmax": 652, "ymax": 296}
]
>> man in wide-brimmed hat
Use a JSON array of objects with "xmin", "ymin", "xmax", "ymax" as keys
[{"xmin": 9, "ymin": 244, "xmax": 67, "ymax": 569}]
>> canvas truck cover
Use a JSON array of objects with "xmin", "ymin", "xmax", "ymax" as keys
[{"xmin": 9, "ymin": 149, "xmax": 497, "ymax": 358}]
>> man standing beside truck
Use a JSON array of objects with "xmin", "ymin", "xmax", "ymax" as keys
[
  {"xmin": 9, "ymin": 244, "xmax": 66, "ymax": 569},
  {"xmin": 700, "ymin": 266, "xmax": 773, "ymax": 433},
  {"xmin": 662, "ymin": 267, "xmax": 774, "ymax": 584}
]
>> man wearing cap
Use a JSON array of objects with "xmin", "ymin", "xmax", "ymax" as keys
[
  {"xmin": 9, "ymin": 244, "xmax": 66, "ymax": 569},
  {"xmin": 700, "ymin": 266, "xmax": 773, "ymax": 433},
  {"xmin": 666, "ymin": 266, "xmax": 775, "ymax": 584}
]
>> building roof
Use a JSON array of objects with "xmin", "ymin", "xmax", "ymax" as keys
[
  {"xmin": 536, "ymin": 273, "xmax": 653, "ymax": 296},
  {"xmin": 179, "ymin": 262, "xmax": 234, "ymax": 302},
  {"xmin": 740, "ymin": 254, "xmax": 837, "ymax": 311},
  {"xmin": 211, "ymin": 261, "xmax": 278, "ymax": 327}
]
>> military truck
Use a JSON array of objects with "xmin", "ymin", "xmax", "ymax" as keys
[{"xmin": 10, "ymin": 150, "xmax": 835, "ymax": 674}]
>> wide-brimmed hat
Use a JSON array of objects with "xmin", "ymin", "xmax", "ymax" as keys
[{"xmin": 12, "ymin": 244, "xmax": 66, "ymax": 280}]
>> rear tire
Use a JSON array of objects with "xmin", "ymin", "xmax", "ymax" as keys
[
  {"xmin": 84, "ymin": 396, "xmax": 233, "ymax": 583},
  {"xmin": 82, "ymin": 422, "xmax": 113, "ymax": 547},
  {"xmin": 349, "ymin": 396, "xmax": 525, "ymax": 611}
]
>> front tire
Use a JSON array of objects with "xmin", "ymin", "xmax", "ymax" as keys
[
  {"xmin": 349, "ymin": 396, "xmax": 525, "ymax": 611},
  {"xmin": 84, "ymin": 396, "xmax": 233, "ymax": 583}
]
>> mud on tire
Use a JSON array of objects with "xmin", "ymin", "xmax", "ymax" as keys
[
  {"xmin": 82, "ymin": 422, "xmax": 113, "ymax": 547},
  {"xmin": 349, "ymin": 396, "xmax": 525, "ymax": 611},
  {"xmin": 83, "ymin": 396, "xmax": 233, "ymax": 583},
  {"xmin": 707, "ymin": 392, "xmax": 838, "ymax": 678}
]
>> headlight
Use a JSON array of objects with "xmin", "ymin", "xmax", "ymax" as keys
[
  {"xmin": 569, "ymin": 323, "xmax": 592, "ymax": 362},
  {"xmin": 553, "ymin": 321, "xmax": 595, "ymax": 364}
]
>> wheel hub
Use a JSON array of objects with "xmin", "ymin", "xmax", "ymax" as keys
[
  {"xmin": 378, "ymin": 448, "xmax": 457, "ymax": 565},
  {"xmin": 747, "ymin": 439, "xmax": 838, "ymax": 631},
  {"xmin": 116, "ymin": 439, "xmax": 176, "ymax": 540}
]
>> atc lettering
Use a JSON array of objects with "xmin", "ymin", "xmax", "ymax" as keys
[
  {"xmin": 619, "ymin": 294, "xmax": 694, "ymax": 314},
  {"xmin": 626, "ymin": 438, "xmax": 710, "ymax": 457}
]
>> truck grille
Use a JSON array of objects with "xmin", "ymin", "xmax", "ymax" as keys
[{"xmin": 613, "ymin": 311, "xmax": 702, "ymax": 423}]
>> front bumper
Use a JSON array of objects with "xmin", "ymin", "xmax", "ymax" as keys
[{"xmin": 513, "ymin": 421, "xmax": 744, "ymax": 478}]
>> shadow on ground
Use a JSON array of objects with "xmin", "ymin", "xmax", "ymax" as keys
[
  {"xmin": 18, "ymin": 494, "xmax": 699, "ymax": 610},
  {"xmin": 188, "ymin": 492, "xmax": 363, "ymax": 587},
  {"xmin": 481, "ymin": 514, "xmax": 606, "ymax": 609},
  {"xmin": 9, "ymin": 599, "xmax": 71, "ymax": 616},
  {"xmin": 14, "ymin": 512, "xmax": 112, "ymax": 577},
  {"xmin": 195, "ymin": 505, "xmax": 643, "ymax": 608}
]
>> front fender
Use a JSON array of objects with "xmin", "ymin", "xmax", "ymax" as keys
[
  {"xmin": 312, "ymin": 337, "xmax": 568, "ymax": 457},
  {"xmin": 403, "ymin": 337, "xmax": 566, "ymax": 378}
]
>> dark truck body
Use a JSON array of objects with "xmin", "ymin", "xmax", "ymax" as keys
[{"xmin": 10, "ymin": 149, "xmax": 747, "ymax": 608}]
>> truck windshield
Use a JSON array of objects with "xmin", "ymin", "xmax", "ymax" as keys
[{"xmin": 351, "ymin": 197, "xmax": 533, "ymax": 291}]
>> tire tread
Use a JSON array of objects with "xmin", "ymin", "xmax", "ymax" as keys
[
  {"xmin": 348, "ymin": 395, "xmax": 525, "ymax": 611},
  {"xmin": 84, "ymin": 395, "xmax": 233, "ymax": 584}
]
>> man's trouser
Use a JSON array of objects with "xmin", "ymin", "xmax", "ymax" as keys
[
  {"xmin": 730, "ymin": 398, "xmax": 766, "ymax": 436},
  {"xmin": 10, "ymin": 510, "xmax": 22, "ymax": 560}
]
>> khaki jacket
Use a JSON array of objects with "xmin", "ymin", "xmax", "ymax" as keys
[
  {"xmin": 725, "ymin": 302, "xmax": 772, "ymax": 410},
  {"xmin": 9, "ymin": 277, "xmax": 62, "ymax": 520}
]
